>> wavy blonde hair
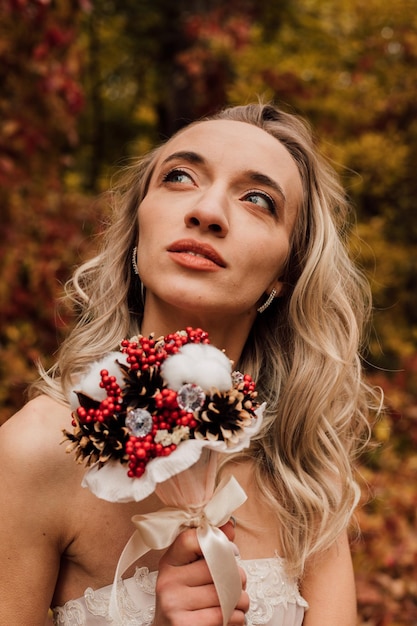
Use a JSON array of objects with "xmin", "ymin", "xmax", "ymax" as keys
[{"xmin": 32, "ymin": 103, "xmax": 377, "ymax": 579}]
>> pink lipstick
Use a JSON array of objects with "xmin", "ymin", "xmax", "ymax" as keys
[{"xmin": 167, "ymin": 239, "xmax": 226, "ymax": 271}]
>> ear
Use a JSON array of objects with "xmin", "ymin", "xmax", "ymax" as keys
[{"xmin": 268, "ymin": 277, "xmax": 286, "ymax": 298}]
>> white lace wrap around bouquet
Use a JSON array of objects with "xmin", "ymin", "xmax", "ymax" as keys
[{"xmin": 65, "ymin": 328, "xmax": 264, "ymax": 625}]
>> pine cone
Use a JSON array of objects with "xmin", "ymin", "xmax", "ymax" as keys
[
  {"xmin": 194, "ymin": 389, "xmax": 253, "ymax": 445},
  {"xmin": 119, "ymin": 363, "xmax": 164, "ymax": 413},
  {"xmin": 64, "ymin": 410, "xmax": 129, "ymax": 467}
]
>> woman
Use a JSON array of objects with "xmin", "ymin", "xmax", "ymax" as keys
[{"xmin": 0, "ymin": 103, "xmax": 376, "ymax": 625}]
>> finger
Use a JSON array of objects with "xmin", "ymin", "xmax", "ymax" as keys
[
  {"xmin": 162, "ymin": 528, "xmax": 203, "ymax": 566},
  {"xmin": 180, "ymin": 573, "xmax": 248, "ymax": 615},
  {"xmin": 155, "ymin": 582, "xmax": 231, "ymax": 619},
  {"xmin": 170, "ymin": 558, "xmax": 218, "ymax": 588},
  {"xmin": 180, "ymin": 582, "xmax": 222, "ymax": 610},
  {"xmin": 178, "ymin": 605, "xmax": 247, "ymax": 626},
  {"xmin": 227, "ymin": 590, "xmax": 250, "ymax": 625},
  {"xmin": 219, "ymin": 518, "xmax": 236, "ymax": 542},
  {"xmin": 163, "ymin": 523, "xmax": 240, "ymax": 566},
  {"xmin": 239, "ymin": 565, "xmax": 247, "ymax": 591},
  {"xmin": 235, "ymin": 589, "xmax": 250, "ymax": 613},
  {"xmin": 227, "ymin": 610, "xmax": 248, "ymax": 626}
]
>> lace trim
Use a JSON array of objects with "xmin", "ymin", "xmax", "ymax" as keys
[
  {"xmin": 241, "ymin": 557, "xmax": 308, "ymax": 624},
  {"xmin": 53, "ymin": 568, "xmax": 156, "ymax": 626},
  {"xmin": 83, "ymin": 575, "xmax": 154, "ymax": 625},
  {"xmin": 52, "ymin": 558, "xmax": 307, "ymax": 625},
  {"xmin": 53, "ymin": 601, "xmax": 85, "ymax": 626}
]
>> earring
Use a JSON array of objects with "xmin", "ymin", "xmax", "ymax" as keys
[
  {"xmin": 257, "ymin": 288, "xmax": 277, "ymax": 314},
  {"xmin": 132, "ymin": 246, "xmax": 139, "ymax": 275},
  {"xmin": 132, "ymin": 246, "xmax": 146, "ymax": 304}
]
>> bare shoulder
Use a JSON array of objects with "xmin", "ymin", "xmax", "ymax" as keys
[
  {"xmin": 301, "ymin": 531, "xmax": 356, "ymax": 625},
  {"xmin": 0, "ymin": 398, "xmax": 83, "ymax": 620},
  {"xmin": 3, "ymin": 393, "xmax": 70, "ymax": 429},
  {"xmin": 0, "ymin": 395, "xmax": 78, "ymax": 490}
]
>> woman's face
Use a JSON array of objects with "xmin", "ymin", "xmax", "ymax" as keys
[{"xmin": 136, "ymin": 119, "xmax": 303, "ymax": 333}]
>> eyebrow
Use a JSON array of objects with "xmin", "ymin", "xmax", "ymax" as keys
[
  {"xmin": 160, "ymin": 151, "xmax": 287, "ymax": 204},
  {"xmin": 245, "ymin": 171, "xmax": 286, "ymax": 205},
  {"xmin": 161, "ymin": 150, "xmax": 205, "ymax": 166}
]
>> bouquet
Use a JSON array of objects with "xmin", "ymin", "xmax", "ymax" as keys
[{"xmin": 65, "ymin": 327, "xmax": 264, "ymax": 625}]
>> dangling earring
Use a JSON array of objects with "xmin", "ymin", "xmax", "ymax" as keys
[
  {"xmin": 132, "ymin": 246, "xmax": 139, "ymax": 275},
  {"xmin": 132, "ymin": 246, "xmax": 146, "ymax": 303},
  {"xmin": 257, "ymin": 288, "xmax": 277, "ymax": 314}
]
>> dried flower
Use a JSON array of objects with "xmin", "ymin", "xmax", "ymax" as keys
[{"xmin": 64, "ymin": 328, "xmax": 259, "ymax": 478}]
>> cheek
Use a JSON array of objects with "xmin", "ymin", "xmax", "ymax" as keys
[
  {"xmin": 136, "ymin": 202, "xmax": 158, "ymax": 251},
  {"xmin": 136, "ymin": 200, "xmax": 149, "ymax": 234},
  {"xmin": 137, "ymin": 195, "xmax": 177, "ymax": 239},
  {"xmin": 254, "ymin": 234, "xmax": 290, "ymax": 277},
  {"xmin": 135, "ymin": 205, "xmax": 152, "ymax": 270}
]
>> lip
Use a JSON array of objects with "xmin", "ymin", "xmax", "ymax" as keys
[{"xmin": 167, "ymin": 239, "xmax": 226, "ymax": 269}]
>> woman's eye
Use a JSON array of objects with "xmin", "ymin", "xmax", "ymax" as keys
[
  {"xmin": 243, "ymin": 191, "xmax": 276, "ymax": 213},
  {"xmin": 162, "ymin": 169, "xmax": 194, "ymax": 184}
]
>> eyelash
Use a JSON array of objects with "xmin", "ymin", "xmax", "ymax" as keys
[
  {"xmin": 242, "ymin": 190, "xmax": 276, "ymax": 214},
  {"xmin": 162, "ymin": 168, "xmax": 277, "ymax": 215},
  {"xmin": 162, "ymin": 168, "xmax": 194, "ymax": 184}
]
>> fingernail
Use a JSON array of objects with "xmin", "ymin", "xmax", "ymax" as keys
[{"xmin": 230, "ymin": 515, "xmax": 236, "ymax": 528}]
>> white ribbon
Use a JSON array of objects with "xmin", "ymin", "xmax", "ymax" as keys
[{"xmin": 109, "ymin": 475, "xmax": 247, "ymax": 625}]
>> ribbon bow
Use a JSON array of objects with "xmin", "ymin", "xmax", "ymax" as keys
[{"xmin": 109, "ymin": 475, "xmax": 247, "ymax": 625}]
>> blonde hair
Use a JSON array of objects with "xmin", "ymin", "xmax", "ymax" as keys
[{"xmin": 32, "ymin": 102, "xmax": 377, "ymax": 579}]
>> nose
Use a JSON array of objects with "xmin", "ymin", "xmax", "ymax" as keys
[{"xmin": 184, "ymin": 186, "xmax": 229, "ymax": 236}]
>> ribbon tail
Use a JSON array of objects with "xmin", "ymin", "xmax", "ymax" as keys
[
  {"xmin": 108, "ymin": 477, "xmax": 247, "ymax": 623},
  {"xmin": 197, "ymin": 524, "xmax": 242, "ymax": 626},
  {"xmin": 108, "ymin": 530, "xmax": 149, "ymax": 622}
]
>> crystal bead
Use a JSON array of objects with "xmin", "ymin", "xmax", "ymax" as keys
[
  {"xmin": 125, "ymin": 408, "xmax": 153, "ymax": 437},
  {"xmin": 231, "ymin": 371, "xmax": 244, "ymax": 386},
  {"xmin": 177, "ymin": 383, "xmax": 206, "ymax": 412}
]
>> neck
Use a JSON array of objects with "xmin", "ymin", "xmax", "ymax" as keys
[{"xmin": 140, "ymin": 302, "xmax": 256, "ymax": 366}]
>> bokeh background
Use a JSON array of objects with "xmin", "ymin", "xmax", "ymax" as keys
[{"xmin": 1, "ymin": 1, "xmax": 416, "ymax": 623}]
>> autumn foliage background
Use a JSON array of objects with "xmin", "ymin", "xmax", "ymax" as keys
[{"xmin": 1, "ymin": 1, "xmax": 416, "ymax": 623}]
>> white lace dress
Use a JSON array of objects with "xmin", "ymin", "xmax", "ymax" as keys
[{"xmin": 52, "ymin": 556, "xmax": 308, "ymax": 626}]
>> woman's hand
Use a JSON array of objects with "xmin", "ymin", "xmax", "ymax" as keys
[{"xmin": 153, "ymin": 521, "xmax": 249, "ymax": 626}]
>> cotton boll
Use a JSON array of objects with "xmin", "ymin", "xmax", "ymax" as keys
[
  {"xmin": 159, "ymin": 348, "xmax": 192, "ymax": 390},
  {"xmin": 69, "ymin": 390, "xmax": 82, "ymax": 411},
  {"xmin": 192, "ymin": 356, "xmax": 232, "ymax": 391},
  {"xmin": 69, "ymin": 351, "xmax": 128, "ymax": 408},
  {"xmin": 161, "ymin": 343, "xmax": 232, "ymax": 391}
]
